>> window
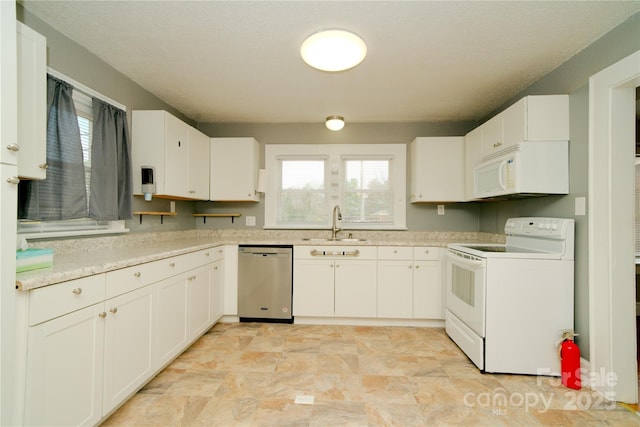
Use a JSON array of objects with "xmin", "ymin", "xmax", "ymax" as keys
[
  {"xmin": 265, "ymin": 144, "xmax": 406, "ymax": 230},
  {"xmin": 17, "ymin": 70, "xmax": 127, "ymax": 239}
]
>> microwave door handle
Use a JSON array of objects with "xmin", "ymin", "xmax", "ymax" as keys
[{"xmin": 498, "ymin": 160, "xmax": 508, "ymax": 190}]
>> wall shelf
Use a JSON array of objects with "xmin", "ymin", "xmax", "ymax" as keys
[
  {"xmin": 133, "ymin": 211, "xmax": 177, "ymax": 224},
  {"xmin": 193, "ymin": 213, "xmax": 241, "ymax": 224}
]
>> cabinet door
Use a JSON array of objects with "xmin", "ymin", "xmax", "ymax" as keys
[
  {"xmin": 163, "ymin": 113, "xmax": 190, "ymax": 197},
  {"xmin": 413, "ymin": 260, "xmax": 443, "ymax": 319},
  {"xmin": 17, "ymin": 22, "xmax": 46, "ymax": 179},
  {"xmin": 211, "ymin": 258, "xmax": 225, "ymax": 323},
  {"xmin": 480, "ymin": 114, "xmax": 504, "ymax": 156},
  {"xmin": 0, "ymin": 4, "xmax": 17, "ymax": 166},
  {"xmin": 187, "ymin": 127, "xmax": 210, "ymax": 200},
  {"xmin": 210, "ymin": 137, "xmax": 259, "ymax": 201},
  {"xmin": 464, "ymin": 127, "xmax": 482, "ymax": 201},
  {"xmin": 293, "ymin": 258, "xmax": 334, "ymax": 317},
  {"xmin": 24, "ymin": 304, "xmax": 105, "ymax": 427},
  {"xmin": 155, "ymin": 274, "xmax": 188, "ymax": 367},
  {"xmin": 334, "ymin": 260, "xmax": 377, "ymax": 317},
  {"xmin": 187, "ymin": 265, "xmax": 212, "ymax": 340},
  {"xmin": 409, "ymin": 137, "xmax": 464, "ymax": 202},
  {"xmin": 103, "ymin": 286, "xmax": 155, "ymax": 415},
  {"xmin": 377, "ymin": 260, "xmax": 413, "ymax": 318}
]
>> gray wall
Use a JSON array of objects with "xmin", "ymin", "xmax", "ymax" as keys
[
  {"xmin": 196, "ymin": 121, "xmax": 480, "ymax": 231},
  {"xmin": 478, "ymin": 12, "xmax": 640, "ymax": 357}
]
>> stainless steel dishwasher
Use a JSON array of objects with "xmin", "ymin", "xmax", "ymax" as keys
[{"xmin": 238, "ymin": 245, "xmax": 293, "ymax": 323}]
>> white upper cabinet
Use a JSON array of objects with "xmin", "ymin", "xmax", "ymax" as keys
[
  {"xmin": 410, "ymin": 137, "xmax": 464, "ymax": 203},
  {"xmin": 464, "ymin": 127, "xmax": 482, "ymax": 201},
  {"xmin": 132, "ymin": 110, "xmax": 209, "ymax": 200},
  {"xmin": 210, "ymin": 137, "xmax": 260, "ymax": 202},
  {"xmin": 188, "ymin": 127, "xmax": 210, "ymax": 200},
  {"xmin": 480, "ymin": 95, "xmax": 569, "ymax": 157},
  {"xmin": 16, "ymin": 21, "xmax": 46, "ymax": 179}
]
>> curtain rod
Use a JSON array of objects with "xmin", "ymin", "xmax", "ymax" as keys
[{"xmin": 47, "ymin": 67, "xmax": 127, "ymax": 112}]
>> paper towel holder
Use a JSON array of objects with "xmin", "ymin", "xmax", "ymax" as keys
[
  {"xmin": 141, "ymin": 166, "xmax": 156, "ymax": 201},
  {"xmin": 256, "ymin": 169, "xmax": 267, "ymax": 194}
]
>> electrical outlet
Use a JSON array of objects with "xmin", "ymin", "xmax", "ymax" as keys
[
  {"xmin": 169, "ymin": 201, "xmax": 176, "ymax": 213},
  {"xmin": 575, "ymin": 197, "xmax": 586, "ymax": 216},
  {"xmin": 246, "ymin": 216, "xmax": 256, "ymax": 226},
  {"xmin": 437, "ymin": 205, "xmax": 445, "ymax": 215}
]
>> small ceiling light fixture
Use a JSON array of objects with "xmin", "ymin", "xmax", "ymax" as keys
[
  {"xmin": 301, "ymin": 29, "xmax": 367, "ymax": 72},
  {"xmin": 326, "ymin": 115, "xmax": 345, "ymax": 131}
]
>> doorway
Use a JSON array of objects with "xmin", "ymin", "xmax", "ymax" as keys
[{"xmin": 589, "ymin": 50, "xmax": 640, "ymax": 404}]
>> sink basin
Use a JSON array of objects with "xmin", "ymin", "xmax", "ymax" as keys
[{"xmin": 302, "ymin": 238, "xmax": 367, "ymax": 242}]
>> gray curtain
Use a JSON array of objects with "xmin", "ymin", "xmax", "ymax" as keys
[
  {"xmin": 18, "ymin": 76, "xmax": 88, "ymax": 220},
  {"xmin": 89, "ymin": 98, "xmax": 133, "ymax": 220}
]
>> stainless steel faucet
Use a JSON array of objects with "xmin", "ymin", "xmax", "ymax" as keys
[{"xmin": 331, "ymin": 205, "xmax": 342, "ymax": 239}]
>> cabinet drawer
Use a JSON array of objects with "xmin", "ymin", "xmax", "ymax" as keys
[
  {"xmin": 413, "ymin": 247, "xmax": 440, "ymax": 261},
  {"xmin": 29, "ymin": 274, "xmax": 106, "ymax": 326},
  {"xmin": 207, "ymin": 246, "xmax": 225, "ymax": 262},
  {"xmin": 106, "ymin": 261, "xmax": 165, "ymax": 299},
  {"xmin": 378, "ymin": 246, "xmax": 412, "ymax": 260}
]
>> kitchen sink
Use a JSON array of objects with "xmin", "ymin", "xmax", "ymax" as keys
[{"xmin": 302, "ymin": 238, "xmax": 367, "ymax": 242}]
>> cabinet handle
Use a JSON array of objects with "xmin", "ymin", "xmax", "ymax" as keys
[
  {"xmin": 109, "ymin": 307, "xmax": 118, "ymax": 314},
  {"xmin": 169, "ymin": 262, "xmax": 176, "ymax": 267},
  {"xmin": 98, "ymin": 312, "xmax": 107, "ymax": 318},
  {"xmin": 72, "ymin": 288, "xmax": 83, "ymax": 295},
  {"xmin": 6, "ymin": 143, "xmax": 20, "ymax": 152},
  {"xmin": 134, "ymin": 272, "xmax": 141, "ymax": 278},
  {"xmin": 39, "ymin": 163, "xmax": 48, "ymax": 170},
  {"xmin": 6, "ymin": 177, "xmax": 19, "ymax": 185}
]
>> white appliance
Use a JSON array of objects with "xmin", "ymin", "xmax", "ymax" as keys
[
  {"xmin": 446, "ymin": 217, "xmax": 575, "ymax": 375},
  {"xmin": 474, "ymin": 141, "xmax": 569, "ymax": 199}
]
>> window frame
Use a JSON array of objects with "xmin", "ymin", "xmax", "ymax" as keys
[{"xmin": 264, "ymin": 144, "xmax": 406, "ymax": 230}]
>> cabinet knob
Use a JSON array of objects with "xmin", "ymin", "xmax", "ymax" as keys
[
  {"xmin": 6, "ymin": 176, "xmax": 20, "ymax": 185},
  {"xmin": 189, "ymin": 190, "xmax": 195, "ymax": 194},
  {"xmin": 204, "ymin": 252, "xmax": 210, "ymax": 256},
  {"xmin": 169, "ymin": 262, "xmax": 176, "ymax": 267},
  {"xmin": 72, "ymin": 288, "xmax": 83, "ymax": 295},
  {"xmin": 493, "ymin": 141, "xmax": 502, "ymax": 148},
  {"xmin": 214, "ymin": 266, "xmax": 218, "ymax": 270},
  {"xmin": 98, "ymin": 312, "xmax": 107, "ymax": 318},
  {"xmin": 188, "ymin": 275, "xmax": 196, "ymax": 281},
  {"xmin": 6, "ymin": 143, "xmax": 20, "ymax": 152},
  {"xmin": 109, "ymin": 307, "xmax": 118, "ymax": 314},
  {"xmin": 134, "ymin": 272, "xmax": 141, "ymax": 278},
  {"xmin": 415, "ymin": 265, "xmax": 420, "ymax": 269},
  {"xmin": 393, "ymin": 250, "xmax": 397, "ymax": 254},
  {"xmin": 39, "ymin": 163, "xmax": 48, "ymax": 170},
  {"xmin": 247, "ymin": 193, "xmax": 252, "ymax": 197},
  {"xmin": 408, "ymin": 265, "xmax": 412, "ymax": 269}
]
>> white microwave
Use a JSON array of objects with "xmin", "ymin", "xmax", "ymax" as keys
[{"xmin": 474, "ymin": 141, "xmax": 569, "ymax": 199}]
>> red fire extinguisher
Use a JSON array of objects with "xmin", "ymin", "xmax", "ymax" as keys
[{"xmin": 559, "ymin": 331, "xmax": 581, "ymax": 390}]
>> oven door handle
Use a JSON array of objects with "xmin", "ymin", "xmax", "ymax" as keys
[{"xmin": 447, "ymin": 252, "xmax": 484, "ymax": 266}]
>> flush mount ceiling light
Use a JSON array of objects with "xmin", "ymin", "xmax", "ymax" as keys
[
  {"xmin": 301, "ymin": 29, "xmax": 367, "ymax": 72},
  {"xmin": 326, "ymin": 115, "xmax": 345, "ymax": 131}
]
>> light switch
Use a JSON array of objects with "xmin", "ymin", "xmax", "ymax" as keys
[
  {"xmin": 437, "ymin": 205, "xmax": 445, "ymax": 215},
  {"xmin": 246, "ymin": 216, "xmax": 256, "ymax": 226}
]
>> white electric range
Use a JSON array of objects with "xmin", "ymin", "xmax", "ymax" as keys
[{"xmin": 445, "ymin": 217, "xmax": 575, "ymax": 375}]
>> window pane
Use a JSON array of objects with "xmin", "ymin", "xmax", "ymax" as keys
[
  {"xmin": 277, "ymin": 160, "xmax": 327, "ymax": 225},
  {"xmin": 343, "ymin": 159, "xmax": 393, "ymax": 224}
]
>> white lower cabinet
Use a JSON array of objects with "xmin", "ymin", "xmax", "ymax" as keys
[
  {"xmin": 293, "ymin": 258, "xmax": 335, "ymax": 317},
  {"xmin": 24, "ymin": 303, "xmax": 105, "ymax": 427},
  {"xmin": 334, "ymin": 259, "xmax": 377, "ymax": 317},
  {"xmin": 293, "ymin": 246, "xmax": 377, "ymax": 318},
  {"xmin": 412, "ymin": 247, "xmax": 443, "ymax": 319},
  {"xmin": 21, "ymin": 246, "xmax": 226, "ymax": 426},
  {"xmin": 294, "ymin": 245, "xmax": 443, "ymax": 320},
  {"xmin": 103, "ymin": 285, "xmax": 154, "ymax": 416}
]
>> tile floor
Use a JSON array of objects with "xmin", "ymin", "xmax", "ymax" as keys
[{"xmin": 102, "ymin": 323, "xmax": 640, "ymax": 426}]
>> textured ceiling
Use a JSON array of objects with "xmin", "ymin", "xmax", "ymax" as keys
[{"xmin": 20, "ymin": 1, "xmax": 640, "ymax": 124}]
